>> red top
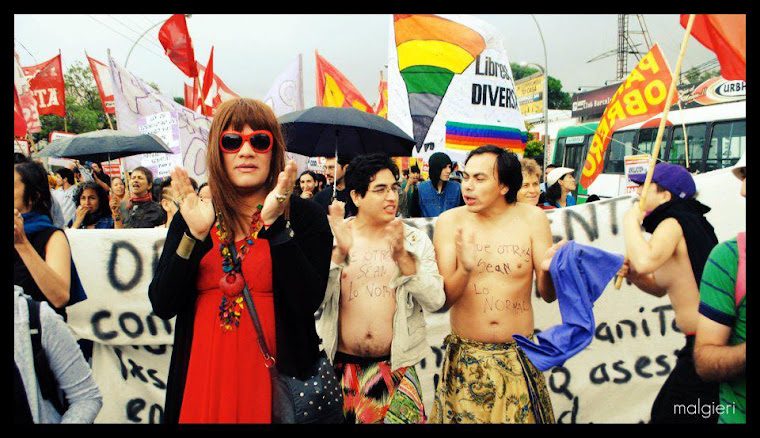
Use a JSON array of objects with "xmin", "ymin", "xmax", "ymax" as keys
[{"xmin": 179, "ymin": 230, "xmax": 276, "ymax": 424}]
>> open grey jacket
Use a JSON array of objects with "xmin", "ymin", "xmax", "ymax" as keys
[
  {"xmin": 14, "ymin": 286, "xmax": 102, "ymax": 423},
  {"xmin": 317, "ymin": 221, "xmax": 445, "ymax": 370}
]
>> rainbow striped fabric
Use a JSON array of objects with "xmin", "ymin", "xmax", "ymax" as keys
[{"xmin": 445, "ymin": 121, "xmax": 527, "ymax": 153}]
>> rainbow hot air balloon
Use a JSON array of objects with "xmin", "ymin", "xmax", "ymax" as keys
[{"xmin": 394, "ymin": 14, "xmax": 487, "ymax": 152}]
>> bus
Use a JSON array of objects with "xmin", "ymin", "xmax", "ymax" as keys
[{"xmin": 551, "ymin": 100, "xmax": 745, "ymax": 201}]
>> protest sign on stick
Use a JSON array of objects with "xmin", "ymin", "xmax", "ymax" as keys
[{"xmin": 614, "ymin": 14, "xmax": 696, "ymax": 289}]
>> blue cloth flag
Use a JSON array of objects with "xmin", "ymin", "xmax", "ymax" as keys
[{"xmin": 514, "ymin": 241, "xmax": 624, "ymax": 371}]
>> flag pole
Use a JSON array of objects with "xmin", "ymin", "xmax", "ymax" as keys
[
  {"xmin": 676, "ymin": 98, "xmax": 690, "ymax": 169},
  {"xmin": 615, "ymin": 13, "xmax": 696, "ymax": 289},
  {"xmin": 60, "ymin": 49, "xmax": 68, "ymax": 133},
  {"xmin": 196, "ymin": 73, "xmax": 207, "ymax": 115}
]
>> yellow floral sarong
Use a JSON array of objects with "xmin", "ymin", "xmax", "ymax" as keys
[{"xmin": 430, "ymin": 333, "xmax": 555, "ymax": 424}]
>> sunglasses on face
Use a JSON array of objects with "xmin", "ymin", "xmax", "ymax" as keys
[{"xmin": 219, "ymin": 130, "xmax": 274, "ymax": 154}]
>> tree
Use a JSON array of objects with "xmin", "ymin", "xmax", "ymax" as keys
[
  {"xmin": 511, "ymin": 63, "xmax": 572, "ymax": 110},
  {"xmin": 173, "ymin": 96, "xmax": 185, "ymax": 106},
  {"xmin": 524, "ymin": 140, "xmax": 544, "ymax": 164}
]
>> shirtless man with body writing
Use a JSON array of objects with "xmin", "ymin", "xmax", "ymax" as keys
[
  {"xmin": 318, "ymin": 153, "xmax": 445, "ymax": 424},
  {"xmin": 430, "ymin": 145, "xmax": 562, "ymax": 424}
]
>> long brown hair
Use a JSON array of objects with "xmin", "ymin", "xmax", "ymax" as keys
[{"xmin": 207, "ymin": 98, "xmax": 286, "ymax": 235}]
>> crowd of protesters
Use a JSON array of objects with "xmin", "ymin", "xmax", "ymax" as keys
[{"xmin": 13, "ymin": 98, "xmax": 745, "ymax": 425}]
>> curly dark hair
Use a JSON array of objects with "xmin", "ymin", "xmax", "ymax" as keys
[
  {"xmin": 74, "ymin": 181, "xmax": 111, "ymax": 218},
  {"xmin": 344, "ymin": 153, "xmax": 399, "ymax": 216},
  {"xmin": 465, "ymin": 145, "xmax": 522, "ymax": 204}
]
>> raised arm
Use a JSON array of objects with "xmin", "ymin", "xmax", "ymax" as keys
[
  {"xmin": 14, "ymin": 213, "xmax": 71, "ymax": 308},
  {"xmin": 623, "ymin": 209, "xmax": 682, "ymax": 275},
  {"xmin": 148, "ymin": 166, "xmax": 215, "ymax": 319}
]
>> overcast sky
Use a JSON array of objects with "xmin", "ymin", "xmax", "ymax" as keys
[{"xmin": 15, "ymin": 14, "xmax": 717, "ymax": 107}]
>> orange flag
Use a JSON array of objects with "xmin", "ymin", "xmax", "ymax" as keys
[
  {"xmin": 579, "ymin": 44, "xmax": 673, "ymax": 189},
  {"xmin": 315, "ymin": 51, "xmax": 373, "ymax": 113},
  {"xmin": 681, "ymin": 14, "xmax": 745, "ymax": 81}
]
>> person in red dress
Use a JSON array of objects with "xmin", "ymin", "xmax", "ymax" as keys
[{"xmin": 149, "ymin": 98, "xmax": 333, "ymax": 424}]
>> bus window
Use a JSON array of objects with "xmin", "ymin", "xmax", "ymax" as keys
[
  {"xmin": 706, "ymin": 120, "xmax": 745, "ymax": 172},
  {"xmin": 554, "ymin": 137, "xmax": 566, "ymax": 166},
  {"xmin": 668, "ymin": 123, "xmax": 707, "ymax": 172},
  {"xmin": 636, "ymin": 128, "xmax": 669, "ymax": 159},
  {"xmin": 605, "ymin": 131, "xmax": 636, "ymax": 174},
  {"xmin": 562, "ymin": 135, "xmax": 587, "ymax": 176}
]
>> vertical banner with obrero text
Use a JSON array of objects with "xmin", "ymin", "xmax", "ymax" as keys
[
  {"xmin": 388, "ymin": 14, "xmax": 527, "ymax": 165},
  {"xmin": 579, "ymin": 44, "xmax": 673, "ymax": 190}
]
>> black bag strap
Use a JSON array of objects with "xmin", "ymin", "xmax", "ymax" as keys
[
  {"xmin": 26, "ymin": 298, "xmax": 42, "ymax": 359},
  {"xmin": 227, "ymin": 242, "xmax": 276, "ymax": 371},
  {"xmin": 24, "ymin": 297, "xmax": 67, "ymax": 415}
]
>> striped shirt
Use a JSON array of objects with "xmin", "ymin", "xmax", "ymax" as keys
[{"xmin": 698, "ymin": 238, "xmax": 745, "ymax": 424}]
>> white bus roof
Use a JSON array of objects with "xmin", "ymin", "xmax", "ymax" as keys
[{"xmin": 616, "ymin": 100, "xmax": 745, "ymax": 132}]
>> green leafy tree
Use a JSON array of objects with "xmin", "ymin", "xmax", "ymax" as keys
[
  {"xmin": 36, "ymin": 61, "xmax": 115, "ymax": 141},
  {"xmin": 524, "ymin": 140, "xmax": 544, "ymax": 163},
  {"xmin": 174, "ymin": 96, "xmax": 185, "ymax": 106},
  {"xmin": 511, "ymin": 63, "xmax": 572, "ymax": 110}
]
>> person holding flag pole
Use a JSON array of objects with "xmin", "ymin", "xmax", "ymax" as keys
[{"xmin": 615, "ymin": 14, "xmax": 721, "ymax": 423}]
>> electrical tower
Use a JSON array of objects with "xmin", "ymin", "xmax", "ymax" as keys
[{"xmin": 588, "ymin": 14, "xmax": 653, "ymax": 83}]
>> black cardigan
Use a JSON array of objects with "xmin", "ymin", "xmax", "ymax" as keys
[{"xmin": 148, "ymin": 195, "xmax": 333, "ymax": 424}]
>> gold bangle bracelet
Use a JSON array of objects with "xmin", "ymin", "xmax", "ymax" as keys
[{"xmin": 176, "ymin": 232, "xmax": 197, "ymax": 260}]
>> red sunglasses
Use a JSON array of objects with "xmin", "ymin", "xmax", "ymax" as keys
[{"xmin": 219, "ymin": 130, "xmax": 274, "ymax": 154}]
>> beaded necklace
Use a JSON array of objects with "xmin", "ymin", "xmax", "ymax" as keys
[{"xmin": 215, "ymin": 205, "xmax": 263, "ymax": 331}]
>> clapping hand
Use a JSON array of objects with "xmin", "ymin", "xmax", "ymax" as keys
[
  {"xmin": 327, "ymin": 200, "xmax": 352, "ymax": 263},
  {"xmin": 455, "ymin": 227, "xmax": 477, "ymax": 273},
  {"xmin": 260, "ymin": 161, "xmax": 298, "ymax": 226},
  {"xmin": 170, "ymin": 166, "xmax": 215, "ymax": 240}
]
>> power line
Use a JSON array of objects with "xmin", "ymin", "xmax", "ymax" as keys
[
  {"xmin": 14, "ymin": 38, "xmax": 38, "ymax": 64},
  {"xmin": 107, "ymin": 14, "xmax": 165, "ymax": 52},
  {"xmin": 86, "ymin": 14, "xmax": 172, "ymax": 67}
]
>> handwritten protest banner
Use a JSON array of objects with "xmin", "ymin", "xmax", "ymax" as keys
[
  {"xmin": 64, "ymin": 169, "xmax": 744, "ymax": 423},
  {"xmin": 137, "ymin": 111, "xmax": 182, "ymax": 179},
  {"xmin": 109, "ymin": 56, "xmax": 210, "ymax": 183}
]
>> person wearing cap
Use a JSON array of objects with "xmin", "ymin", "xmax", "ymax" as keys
[
  {"xmin": 410, "ymin": 152, "xmax": 464, "ymax": 218},
  {"xmin": 693, "ymin": 155, "xmax": 746, "ymax": 424},
  {"xmin": 539, "ymin": 163, "xmax": 556, "ymax": 193},
  {"xmin": 617, "ymin": 162, "xmax": 720, "ymax": 423},
  {"xmin": 543, "ymin": 167, "xmax": 577, "ymax": 208}
]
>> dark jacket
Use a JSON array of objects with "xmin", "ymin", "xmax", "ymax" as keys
[
  {"xmin": 642, "ymin": 198, "xmax": 718, "ymax": 285},
  {"xmin": 313, "ymin": 184, "xmax": 348, "ymax": 217},
  {"xmin": 148, "ymin": 195, "xmax": 333, "ymax": 424},
  {"xmin": 120, "ymin": 200, "xmax": 165, "ymax": 228}
]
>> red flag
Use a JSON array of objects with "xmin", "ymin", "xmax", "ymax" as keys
[
  {"xmin": 14, "ymin": 87, "xmax": 27, "ymax": 138},
  {"xmin": 22, "ymin": 54, "xmax": 66, "ymax": 117},
  {"xmin": 315, "ymin": 51, "xmax": 374, "ymax": 113},
  {"xmin": 158, "ymin": 14, "xmax": 198, "ymax": 78},
  {"xmin": 201, "ymin": 46, "xmax": 214, "ymax": 115},
  {"xmin": 681, "ymin": 14, "xmax": 745, "ymax": 81},
  {"xmin": 184, "ymin": 83, "xmax": 194, "ymax": 109},
  {"xmin": 86, "ymin": 54, "xmax": 115, "ymax": 115}
]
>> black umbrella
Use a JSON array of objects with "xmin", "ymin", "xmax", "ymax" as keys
[
  {"xmin": 36, "ymin": 129, "xmax": 173, "ymax": 163},
  {"xmin": 278, "ymin": 107, "xmax": 415, "ymax": 199}
]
